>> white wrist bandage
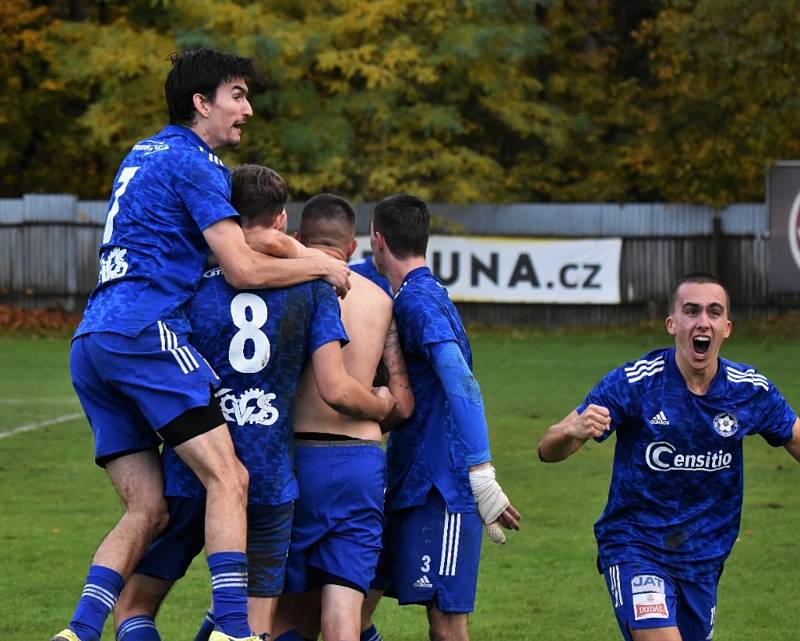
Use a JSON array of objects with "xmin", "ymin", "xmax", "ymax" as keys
[{"xmin": 469, "ymin": 465, "xmax": 510, "ymax": 544}]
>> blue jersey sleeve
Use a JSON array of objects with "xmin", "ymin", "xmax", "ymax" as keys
[
  {"xmin": 308, "ymin": 282, "xmax": 349, "ymax": 354},
  {"xmin": 429, "ymin": 340, "xmax": 491, "ymax": 466},
  {"xmin": 755, "ymin": 381, "xmax": 797, "ymax": 447},
  {"xmin": 173, "ymin": 152, "xmax": 239, "ymax": 231},
  {"xmin": 578, "ymin": 367, "xmax": 636, "ymax": 443}
]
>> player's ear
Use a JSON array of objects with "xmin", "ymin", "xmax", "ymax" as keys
[
  {"xmin": 192, "ymin": 93, "xmax": 210, "ymax": 117},
  {"xmin": 723, "ymin": 319, "xmax": 732, "ymax": 338},
  {"xmin": 665, "ymin": 315, "xmax": 676, "ymax": 336},
  {"xmin": 347, "ymin": 239, "xmax": 357, "ymax": 260}
]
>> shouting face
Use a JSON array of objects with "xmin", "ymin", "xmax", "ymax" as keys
[{"xmin": 666, "ymin": 281, "xmax": 732, "ymax": 377}]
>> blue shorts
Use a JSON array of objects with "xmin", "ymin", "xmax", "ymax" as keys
[
  {"xmin": 373, "ymin": 490, "xmax": 483, "ymax": 613},
  {"xmin": 70, "ymin": 323, "xmax": 220, "ymax": 465},
  {"xmin": 603, "ymin": 561, "xmax": 718, "ymax": 641},
  {"xmin": 135, "ymin": 496, "xmax": 294, "ymax": 598},
  {"xmin": 285, "ymin": 441, "xmax": 386, "ymax": 596}
]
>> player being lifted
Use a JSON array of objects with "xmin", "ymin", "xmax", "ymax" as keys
[
  {"xmin": 538, "ymin": 274, "xmax": 800, "ymax": 641},
  {"xmin": 362, "ymin": 194, "xmax": 520, "ymax": 641},
  {"xmin": 57, "ymin": 49, "xmax": 349, "ymax": 641},
  {"xmin": 269, "ymin": 194, "xmax": 414, "ymax": 641},
  {"xmin": 113, "ymin": 167, "xmax": 395, "ymax": 641}
]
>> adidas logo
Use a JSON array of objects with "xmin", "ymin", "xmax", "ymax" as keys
[
  {"xmin": 413, "ymin": 575, "xmax": 433, "ymax": 589},
  {"xmin": 650, "ymin": 411, "xmax": 670, "ymax": 426}
]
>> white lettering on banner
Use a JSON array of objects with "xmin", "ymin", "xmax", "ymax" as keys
[{"xmin": 354, "ymin": 235, "xmax": 621, "ymax": 303}]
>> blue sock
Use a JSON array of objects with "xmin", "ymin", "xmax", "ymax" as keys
[
  {"xmin": 193, "ymin": 609, "xmax": 215, "ymax": 641},
  {"xmin": 273, "ymin": 630, "xmax": 308, "ymax": 641},
  {"xmin": 69, "ymin": 565, "xmax": 125, "ymax": 641},
  {"xmin": 116, "ymin": 615, "xmax": 161, "ymax": 641},
  {"xmin": 361, "ymin": 624, "xmax": 383, "ymax": 641},
  {"xmin": 208, "ymin": 551, "xmax": 251, "ymax": 638}
]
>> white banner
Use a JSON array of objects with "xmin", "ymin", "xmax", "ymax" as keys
[{"xmin": 353, "ymin": 235, "xmax": 622, "ymax": 304}]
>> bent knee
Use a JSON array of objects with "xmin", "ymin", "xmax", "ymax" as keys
[{"xmin": 124, "ymin": 497, "xmax": 169, "ymax": 537}]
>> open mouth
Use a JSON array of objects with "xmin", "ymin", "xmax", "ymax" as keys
[{"xmin": 692, "ymin": 335, "xmax": 711, "ymax": 355}]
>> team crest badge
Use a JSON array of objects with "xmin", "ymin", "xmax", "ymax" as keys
[
  {"xmin": 789, "ymin": 189, "xmax": 800, "ymax": 271},
  {"xmin": 712, "ymin": 412, "xmax": 739, "ymax": 437}
]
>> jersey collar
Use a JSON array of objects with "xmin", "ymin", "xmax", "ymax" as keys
[
  {"xmin": 394, "ymin": 266, "xmax": 431, "ymax": 300},
  {"xmin": 161, "ymin": 124, "xmax": 214, "ymax": 154}
]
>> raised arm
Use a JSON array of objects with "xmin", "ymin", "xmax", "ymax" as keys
[
  {"xmin": 311, "ymin": 341, "xmax": 396, "ymax": 422},
  {"xmin": 537, "ymin": 404, "xmax": 611, "ymax": 462},
  {"xmin": 783, "ymin": 417, "xmax": 800, "ymax": 463},
  {"xmin": 378, "ymin": 319, "xmax": 414, "ymax": 432},
  {"xmin": 203, "ymin": 218, "xmax": 350, "ymax": 295}
]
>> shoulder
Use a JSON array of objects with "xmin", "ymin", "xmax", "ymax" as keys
[
  {"xmin": 350, "ymin": 273, "xmax": 393, "ymax": 309},
  {"xmin": 719, "ymin": 357, "xmax": 772, "ymax": 392},
  {"xmin": 615, "ymin": 348, "xmax": 670, "ymax": 386}
]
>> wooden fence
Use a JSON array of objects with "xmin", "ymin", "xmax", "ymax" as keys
[{"xmin": 1, "ymin": 195, "xmax": 797, "ymax": 326}]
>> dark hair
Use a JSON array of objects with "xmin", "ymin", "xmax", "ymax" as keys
[
  {"xmin": 669, "ymin": 273, "xmax": 731, "ymax": 314},
  {"xmin": 231, "ymin": 164, "xmax": 288, "ymax": 227},
  {"xmin": 165, "ymin": 48, "xmax": 256, "ymax": 126},
  {"xmin": 299, "ymin": 194, "xmax": 357, "ymax": 249},
  {"xmin": 372, "ymin": 194, "xmax": 429, "ymax": 259}
]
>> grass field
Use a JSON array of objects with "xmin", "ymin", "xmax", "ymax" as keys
[{"xmin": 2, "ymin": 328, "xmax": 800, "ymax": 640}]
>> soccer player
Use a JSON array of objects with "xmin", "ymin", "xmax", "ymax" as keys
[
  {"xmin": 269, "ymin": 194, "xmax": 414, "ymax": 641},
  {"xmin": 57, "ymin": 49, "xmax": 349, "ymax": 641},
  {"xmin": 362, "ymin": 194, "xmax": 521, "ymax": 641},
  {"xmin": 113, "ymin": 168, "xmax": 396, "ymax": 641},
  {"xmin": 537, "ymin": 273, "xmax": 800, "ymax": 641}
]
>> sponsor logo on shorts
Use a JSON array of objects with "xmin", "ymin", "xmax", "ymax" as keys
[
  {"xmin": 633, "ymin": 591, "xmax": 669, "ymax": 620},
  {"xmin": 631, "ymin": 574, "xmax": 665, "ymax": 594},
  {"xmin": 645, "ymin": 441, "xmax": 732, "ymax": 472},
  {"xmin": 413, "ymin": 575, "xmax": 433, "ymax": 589}
]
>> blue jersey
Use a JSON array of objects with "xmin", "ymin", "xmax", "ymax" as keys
[
  {"xmin": 385, "ymin": 266, "xmax": 475, "ymax": 513},
  {"xmin": 580, "ymin": 347, "xmax": 796, "ymax": 581},
  {"xmin": 76, "ymin": 126, "xmax": 238, "ymax": 338},
  {"xmin": 162, "ymin": 268, "xmax": 348, "ymax": 505},
  {"xmin": 349, "ymin": 256, "xmax": 392, "ymax": 297}
]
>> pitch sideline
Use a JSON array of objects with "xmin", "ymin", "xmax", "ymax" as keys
[{"xmin": 0, "ymin": 412, "xmax": 84, "ymax": 440}]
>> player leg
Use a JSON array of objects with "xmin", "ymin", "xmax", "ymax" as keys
[
  {"xmin": 245, "ymin": 500, "xmax": 294, "ymax": 638},
  {"xmin": 360, "ymin": 588, "xmax": 386, "ymax": 641},
  {"xmin": 674, "ymin": 576, "xmax": 718, "ymax": 641},
  {"xmin": 114, "ymin": 496, "xmax": 208, "ymax": 641},
  {"xmin": 603, "ymin": 562, "xmax": 682, "ymax": 641},
  {"xmin": 107, "ymin": 323, "xmax": 254, "ymax": 641},
  {"xmin": 272, "ymin": 590, "xmax": 322, "ymax": 641},
  {"xmin": 319, "ymin": 585, "xmax": 363, "ymax": 641},
  {"xmin": 294, "ymin": 441, "xmax": 386, "ymax": 641},
  {"xmin": 53, "ymin": 335, "xmax": 168, "ymax": 641},
  {"xmin": 426, "ymin": 606, "xmax": 468, "ymax": 641},
  {"xmin": 386, "ymin": 491, "xmax": 483, "ymax": 641}
]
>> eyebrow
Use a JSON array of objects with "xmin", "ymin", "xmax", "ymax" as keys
[{"xmin": 231, "ymin": 84, "xmax": 248, "ymax": 95}]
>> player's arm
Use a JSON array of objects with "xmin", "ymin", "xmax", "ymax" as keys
[
  {"xmin": 203, "ymin": 218, "xmax": 350, "ymax": 295},
  {"xmin": 379, "ymin": 319, "xmax": 414, "ymax": 432},
  {"xmin": 537, "ymin": 405, "xmax": 611, "ymax": 463},
  {"xmin": 428, "ymin": 340, "xmax": 520, "ymax": 542},
  {"xmin": 243, "ymin": 225, "xmax": 329, "ymax": 260},
  {"xmin": 311, "ymin": 341, "xmax": 396, "ymax": 422},
  {"xmin": 782, "ymin": 417, "xmax": 800, "ymax": 463}
]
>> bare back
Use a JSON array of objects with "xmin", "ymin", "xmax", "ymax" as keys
[{"xmin": 293, "ymin": 272, "xmax": 393, "ymax": 440}]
